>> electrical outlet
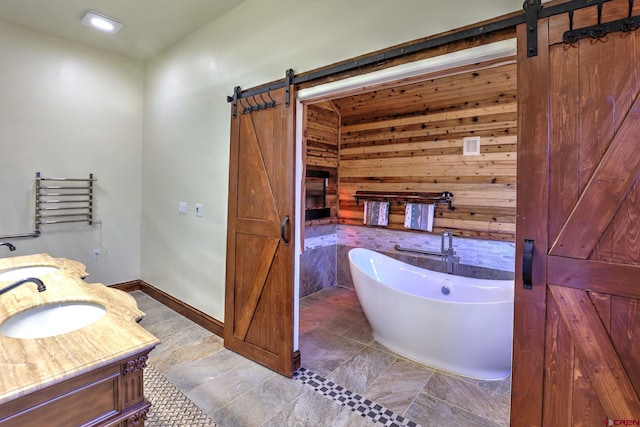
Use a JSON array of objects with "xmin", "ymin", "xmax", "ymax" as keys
[
  {"xmin": 179, "ymin": 202, "xmax": 188, "ymax": 215},
  {"xmin": 195, "ymin": 203, "xmax": 203, "ymax": 217},
  {"xmin": 93, "ymin": 249, "xmax": 101, "ymax": 260}
]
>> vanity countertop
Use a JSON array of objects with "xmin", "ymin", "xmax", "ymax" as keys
[{"xmin": 0, "ymin": 253, "xmax": 160, "ymax": 405}]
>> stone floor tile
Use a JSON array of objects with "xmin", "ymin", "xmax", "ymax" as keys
[
  {"xmin": 212, "ymin": 374, "xmax": 307, "ymax": 427},
  {"xmin": 363, "ymin": 359, "xmax": 434, "ymax": 415},
  {"xmin": 405, "ymin": 392, "xmax": 502, "ymax": 427},
  {"xmin": 327, "ymin": 345, "xmax": 398, "ymax": 395},
  {"xmin": 424, "ymin": 372, "xmax": 510, "ymax": 426},
  {"xmin": 299, "ymin": 327, "xmax": 365, "ymax": 377}
]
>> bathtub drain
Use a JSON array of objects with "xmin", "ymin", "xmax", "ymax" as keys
[{"xmin": 441, "ymin": 285, "xmax": 451, "ymax": 295}]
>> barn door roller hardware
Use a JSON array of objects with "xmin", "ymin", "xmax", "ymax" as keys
[
  {"xmin": 284, "ymin": 68, "xmax": 294, "ymax": 108},
  {"xmin": 524, "ymin": 0, "xmax": 542, "ymax": 57}
]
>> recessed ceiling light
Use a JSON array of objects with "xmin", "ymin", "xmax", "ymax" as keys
[{"xmin": 81, "ymin": 11, "xmax": 124, "ymax": 34}]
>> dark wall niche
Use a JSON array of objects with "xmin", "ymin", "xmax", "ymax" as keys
[{"xmin": 305, "ymin": 170, "xmax": 330, "ymax": 220}]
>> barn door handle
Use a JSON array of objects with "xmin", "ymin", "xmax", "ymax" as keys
[
  {"xmin": 281, "ymin": 215, "xmax": 290, "ymax": 246},
  {"xmin": 523, "ymin": 239, "xmax": 534, "ymax": 290}
]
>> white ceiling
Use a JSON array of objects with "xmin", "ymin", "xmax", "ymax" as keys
[{"xmin": 0, "ymin": 0, "xmax": 246, "ymax": 61}]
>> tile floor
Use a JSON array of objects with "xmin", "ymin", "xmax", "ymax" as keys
[{"xmin": 133, "ymin": 286, "xmax": 510, "ymax": 427}]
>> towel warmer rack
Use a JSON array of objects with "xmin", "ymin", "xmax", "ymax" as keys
[{"xmin": 35, "ymin": 172, "xmax": 96, "ymax": 229}]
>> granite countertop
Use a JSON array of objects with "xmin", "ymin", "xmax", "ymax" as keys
[{"xmin": 0, "ymin": 253, "xmax": 160, "ymax": 405}]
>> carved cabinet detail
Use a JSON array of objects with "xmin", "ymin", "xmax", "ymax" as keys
[{"xmin": 0, "ymin": 350, "xmax": 154, "ymax": 427}]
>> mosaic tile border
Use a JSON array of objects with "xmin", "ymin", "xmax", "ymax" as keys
[
  {"xmin": 294, "ymin": 367, "xmax": 421, "ymax": 427},
  {"xmin": 144, "ymin": 363, "xmax": 216, "ymax": 427}
]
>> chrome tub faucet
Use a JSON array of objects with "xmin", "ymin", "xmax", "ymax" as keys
[{"xmin": 441, "ymin": 230, "xmax": 458, "ymax": 274}]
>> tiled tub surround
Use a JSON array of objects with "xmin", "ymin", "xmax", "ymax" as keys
[
  {"xmin": 303, "ymin": 225, "xmax": 515, "ymax": 296},
  {"xmin": 300, "ymin": 224, "xmax": 338, "ymax": 297}
]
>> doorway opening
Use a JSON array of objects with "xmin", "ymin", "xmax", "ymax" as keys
[{"xmin": 291, "ymin": 38, "xmax": 517, "ymax": 425}]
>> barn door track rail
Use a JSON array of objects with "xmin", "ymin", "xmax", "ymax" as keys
[{"xmin": 227, "ymin": 0, "xmax": 630, "ymax": 104}]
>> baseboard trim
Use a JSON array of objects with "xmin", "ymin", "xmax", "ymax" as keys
[{"xmin": 110, "ymin": 280, "xmax": 224, "ymax": 338}]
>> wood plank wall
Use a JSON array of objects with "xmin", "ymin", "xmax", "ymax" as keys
[
  {"xmin": 304, "ymin": 103, "xmax": 339, "ymax": 226},
  {"xmin": 333, "ymin": 60, "xmax": 517, "ymax": 241}
]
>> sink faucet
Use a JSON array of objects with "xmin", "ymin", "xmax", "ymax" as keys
[
  {"xmin": 0, "ymin": 242, "xmax": 16, "ymax": 252},
  {"xmin": 0, "ymin": 277, "xmax": 46, "ymax": 296}
]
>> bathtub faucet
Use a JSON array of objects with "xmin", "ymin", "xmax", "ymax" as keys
[
  {"xmin": 0, "ymin": 242, "xmax": 16, "ymax": 252},
  {"xmin": 441, "ymin": 230, "xmax": 458, "ymax": 274},
  {"xmin": 394, "ymin": 231, "xmax": 459, "ymax": 273},
  {"xmin": 0, "ymin": 277, "xmax": 46, "ymax": 296}
]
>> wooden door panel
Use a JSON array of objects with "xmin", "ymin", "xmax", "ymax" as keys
[
  {"xmin": 233, "ymin": 235, "xmax": 279, "ymax": 341},
  {"xmin": 236, "ymin": 116, "xmax": 280, "ymax": 222},
  {"xmin": 549, "ymin": 44, "xmax": 580, "ymax": 242},
  {"xmin": 577, "ymin": 39, "xmax": 615, "ymax": 193},
  {"xmin": 572, "ymin": 357, "xmax": 607, "ymax": 427},
  {"xmin": 597, "ymin": 179, "xmax": 640, "ymax": 265},
  {"xmin": 594, "ymin": 27, "xmax": 640, "ymax": 262},
  {"xmin": 548, "ymin": 256, "xmax": 640, "ymax": 299},
  {"xmin": 612, "ymin": 296, "xmax": 640, "ymax": 391},
  {"xmin": 550, "ymin": 94, "xmax": 640, "ymax": 259},
  {"xmin": 225, "ymin": 84, "xmax": 298, "ymax": 377},
  {"xmin": 544, "ymin": 291, "xmax": 615, "ymax": 427},
  {"xmin": 511, "ymin": 21, "xmax": 550, "ymax": 426},
  {"xmin": 549, "ymin": 285, "xmax": 640, "ymax": 418},
  {"xmin": 542, "ymin": 293, "xmax": 574, "ymax": 427},
  {"xmin": 514, "ymin": 4, "xmax": 640, "ymax": 424}
]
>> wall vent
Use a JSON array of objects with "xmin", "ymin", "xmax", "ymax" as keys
[{"xmin": 463, "ymin": 136, "xmax": 481, "ymax": 156}]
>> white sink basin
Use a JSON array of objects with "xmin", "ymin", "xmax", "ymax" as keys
[
  {"xmin": 0, "ymin": 302, "xmax": 107, "ymax": 339},
  {"xmin": 0, "ymin": 266, "xmax": 59, "ymax": 282}
]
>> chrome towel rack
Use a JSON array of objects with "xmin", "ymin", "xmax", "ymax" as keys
[
  {"xmin": 354, "ymin": 191, "xmax": 455, "ymax": 210},
  {"xmin": 35, "ymin": 172, "xmax": 96, "ymax": 229}
]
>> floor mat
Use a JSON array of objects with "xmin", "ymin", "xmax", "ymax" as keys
[{"xmin": 144, "ymin": 363, "xmax": 216, "ymax": 427}]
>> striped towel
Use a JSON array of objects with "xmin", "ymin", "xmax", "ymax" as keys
[
  {"xmin": 404, "ymin": 203, "xmax": 434, "ymax": 232},
  {"xmin": 363, "ymin": 201, "xmax": 389, "ymax": 226}
]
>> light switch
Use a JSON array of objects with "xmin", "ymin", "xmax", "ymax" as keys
[
  {"xmin": 179, "ymin": 202, "xmax": 188, "ymax": 215},
  {"xmin": 195, "ymin": 203, "xmax": 204, "ymax": 217}
]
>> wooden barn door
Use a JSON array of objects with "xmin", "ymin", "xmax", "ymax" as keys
[
  {"xmin": 225, "ymin": 84, "xmax": 299, "ymax": 377},
  {"xmin": 512, "ymin": 8, "xmax": 640, "ymax": 427}
]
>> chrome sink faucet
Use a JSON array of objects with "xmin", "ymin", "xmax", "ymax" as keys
[
  {"xmin": 0, "ymin": 242, "xmax": 16, "ymax": 252},
  {"xmin": 0, "ymin": 278, "xmax": 46, "ymax": 296}
]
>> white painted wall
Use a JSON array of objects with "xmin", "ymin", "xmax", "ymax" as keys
[
  {"xmin": 0, "ymin": 22, "xmax": 143, "ymax": 285},
  {"xmin": 142, "ymin": 0, "xmax": 524, "ymax": 320}
]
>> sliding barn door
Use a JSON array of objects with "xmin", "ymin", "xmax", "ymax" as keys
[
  {"xmin": 225, "ymin": 84, "xmax": 299, "ymax": 377},
  {"xmin": 512, "ymin": 9, "xmax": 640, "ymax": 426}
]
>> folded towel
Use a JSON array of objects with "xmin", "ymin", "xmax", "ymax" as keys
[
  {"xmin": 404, "ymin": 203, "xmax": 434, "ymax": 232},
  {"xmin": 363, "ymin": 201, "xmax": 389, "ymax": 226}
]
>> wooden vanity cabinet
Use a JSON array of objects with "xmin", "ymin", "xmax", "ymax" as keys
[{"xmin": 0, "ymin": 350, "xmax": 153, "ymax": 427}]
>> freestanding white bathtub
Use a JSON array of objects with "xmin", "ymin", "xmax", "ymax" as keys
[{"xmin": 348, "ymin": 247, "xmax": 514, "ymax": 380}]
